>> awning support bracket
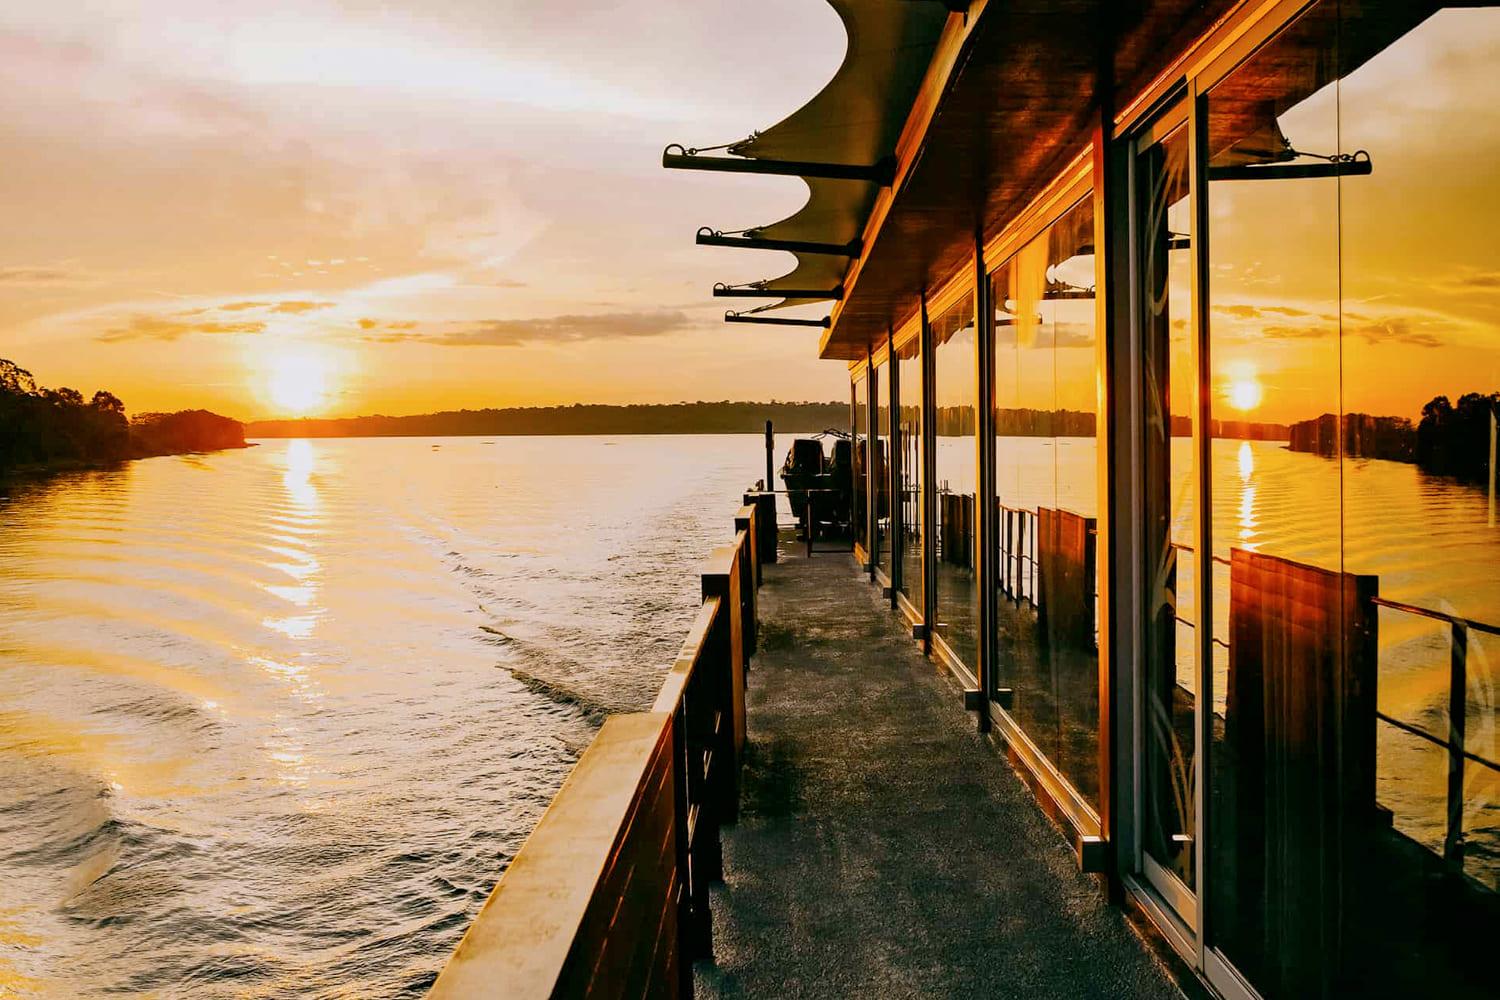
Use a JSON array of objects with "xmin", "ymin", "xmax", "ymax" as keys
[
  {"xmin": 665, "ymin": 145, "xmax": 896, "ymax": 186},
  {"xmin": 697, "ymin": 228, "xmax": 861, "ymax": 257},
  {"xmin": 725, "ymin": 311, "xmax": 830, "ymax": 328},
  {"xmin": 713, "ymin": 282, "xmax": 843, "ymax": 301}
]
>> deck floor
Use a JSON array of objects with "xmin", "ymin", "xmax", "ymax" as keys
[{"xmin": 695, "ymin": 543, "xmax": 1182, "ymax": 1000}]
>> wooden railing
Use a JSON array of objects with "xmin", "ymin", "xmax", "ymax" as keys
[{"xmin": 428, "ymin": 496, "xmax": 770, "ymax": 1000}]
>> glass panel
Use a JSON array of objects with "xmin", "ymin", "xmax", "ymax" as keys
[
  {"xmin": 853, "ymin": 373, "xmax": 868, "ymax": 550},
  {"xmin": 1205, "ymin": 10, "xmax": 1343, "ymax": 992},
  {"xmin": 1203, "ymin": 5, "xmax": 1500, "ymax": 997},
  {"xmin": 874, "ymin": 358, "xmax": 891, "ymax": 580},
  {"xmin": 933, "ymin": 294, "xmax": 978, "ymax": 670},
  {"xmin": 896, "ymin": 333, "xmax": 924, "ymax": 609},
  {"xmin": 1335, "ymin": 3, "xmax": 1500, "ymax": 997},
  {"xmin": 1137, "ymin": 122, "xmax": 1197, "ymax": 890},
  {"xmin": 990, "ymin": 193, "xmax": 1101, "ymax": 807}
]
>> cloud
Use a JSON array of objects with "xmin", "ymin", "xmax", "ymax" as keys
[
  {"xmin": 0, "ymin": 265, "xmax": 87, "ymax": 285},
  {"xmin": 1214, "ymin": 302, "xmax": 1312, "ymax": 320},
  {"xmin": 1260, "ymin": 322, "xmax": 1334, "ymax": 340},
  {"xmin": 1216, "ymin": 304, "xmax": 1263, "ymax": 320},
  {"xmin": 269, "ymin": 300, "xmax": 335, "ymax": 314},
  {"xmin": 97, "ymin": 313, "xmax": 266, "ymax": 342},
  {"xmin": 218, "ymin": 300, "xmax": 335, "ymax": 314},
  {"xmin": 1211, "ymin": 301, "xmax": 1449, "ymax": 348},
  {"xmin": 1438, "ymin": 269, "xmax": 1500, "ymax": 292},
  {"xmin": 1255, "ymin": 314, "xmax": 1445, "ymax": 347},
  {"xmin": 1342, "ymin": 316, "xmax": 1446, "ymax": 348},
  {"xmin": 371, "ymin": 309, "xmax": 692, "ymax": 347}
]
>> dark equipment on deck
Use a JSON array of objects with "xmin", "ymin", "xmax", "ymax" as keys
[{"xmin": 779, "ymin": 430, "xmax": 854, "ymax": 543}]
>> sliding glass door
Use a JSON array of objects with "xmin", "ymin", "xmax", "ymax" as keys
[
  {"xmin": 1135, "ymin": 110, "xmax": 1200, "ymax": 927},
  {"xmin": 1127, "ymin": 4, "xmax": 1500, "ymax": 998}
]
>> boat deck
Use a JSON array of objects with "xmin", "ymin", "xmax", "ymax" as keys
[{"xmin": 695, "ymin": 540, "xmax": 1182, "ymax": 999}]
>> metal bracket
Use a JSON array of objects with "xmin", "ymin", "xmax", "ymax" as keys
[
  {"xmin": 664, "ymin": 145, "xmax": 896, "ymax": 185},
  {"xmin": 713, "ymin": 282, "xmax": 843, "ymax": 301},
  {"xmin": 993, "ymin": 686, "xmax": 1014, "ymax": 710},
  {"xmin": 963, "ymin": 688, "xmax": 983, "ymax": 711},
  {"xmin": 697, "ymin": 229, "xmax": 862, "ymax": 257},
  {"xmin": 724, "ymin": 311, "xmax": 830, "ymax": 328}
]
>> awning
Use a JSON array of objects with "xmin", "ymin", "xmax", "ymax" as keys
[{"xmin": 667, "ymin": 1, "xmax": 950, "ymax": 316}]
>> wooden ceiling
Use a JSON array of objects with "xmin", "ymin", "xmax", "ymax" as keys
[{"xmin": 820, "ymin": 0, "xmax": 1241, "ymax": 360}]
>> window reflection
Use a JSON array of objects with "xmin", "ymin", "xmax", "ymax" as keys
[
  {"xmin": 896, "ymin": 333, "xmax": 923, "ymax": 610},
  {"xmin": 1138, "ymin": 121, "xmax": 1198, "ymax": 894},
  {"xmin": 990, "ymin": 193, "xmax": 1101, "ymax": 807},
  {"xmin": 1199, "ymin": 4, "xmax": 1500, "ymax": 997},
  {"xmin": 933, "ymin": 294, "xmax": 978, "ymax": 671},
  {"xmin": 853, "ymin": 373, "xmax": 868, "ymax": 551},
  {"xmin": 874, "ymin": 357, "xmax": 892, "ymax": 581}
]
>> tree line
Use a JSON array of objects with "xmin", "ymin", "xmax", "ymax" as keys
[
  {"xmin": 0, "ymin": 358, "xmax": 246, "ymax": 474},
  {"xmin": 1287, "ymin": 392, "xmax": 1498, "ymax": 483},
  {"xmin": 246, "ymin": 401, "xmax": 849, "ymax": 438}
]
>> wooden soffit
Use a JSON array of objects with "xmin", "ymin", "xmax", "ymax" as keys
[{"xmin": 820, "ymin": 0, "xmax": 1244, "ymax": 360}]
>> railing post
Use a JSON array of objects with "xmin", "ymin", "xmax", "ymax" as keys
[
  {"xmin": 744, "ymin": 491, "xmax": 778, "ymax": 565},
  {"xmin": 672, "ymin": 699, "xmax": 708, "ymax": 974},
  {"xmin": 703, "ymin": 552, "xmax": 744, "ymax": 823},
  {"xmin": 736, "ymin": 503, "xmax": 762, "ymax": 589},
  {"xmin": 734, "ymin": 507, "xmax": 760, "ymax": 661},
  {"xmin": 1445, "ymin": 621, "xmax": 1468, "ymax": 874}
]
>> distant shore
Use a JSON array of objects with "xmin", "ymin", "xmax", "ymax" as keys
[
  {"xmin": 2, "ymin": 358, "xmax": 252, "ymax": 482},
  {"xmin": 245, "ymin": 401, "xmax": 849, "ymax": 439}
]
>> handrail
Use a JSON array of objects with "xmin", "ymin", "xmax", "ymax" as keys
[
  {"xmin": 1168, "ymin": 542, "xmax": 1500, "ymax": 880},
  {"xmin": 429, "ymin": 493, "xmax": 771, "ymax": 999},
  {"xmin": 1370, "ymin": 596, "xmax": 1500, "ymax": 638}
]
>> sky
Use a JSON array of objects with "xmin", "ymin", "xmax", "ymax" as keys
[{"xmin": 0, "ymin": 0, "xmax": 852, "ymax": 419}]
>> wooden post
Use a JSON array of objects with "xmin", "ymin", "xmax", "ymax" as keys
[
  {"xmin": 702, "ymin": 547, "xmax": 745, "ymax": 818},
  {"xmin": 744, "ymin": 491, "xmax": 777, "ymax": 566},
  {"xmin": 734, "ymin": 505, "xmax": 761, "ymax": 651}
]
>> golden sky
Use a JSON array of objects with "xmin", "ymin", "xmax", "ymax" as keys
[
  {"xmin": 3, "ymin": 5, "xmax": 1497, "ymax": 426},
  {"xmin": 1204, "ymin": 7, "xmax": 1500, "ymax": 426},
  {"xmin": 0, "ymin": 0, "xmax": 852, "ymax": 419}
]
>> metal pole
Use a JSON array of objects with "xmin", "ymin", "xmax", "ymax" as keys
[
  {"xmin": 1445, "ymin": 621, "xmax": 1468, "ymax": 875},
  {"xmin": 1488, "ymin": 407, "xmax": 1495, "ymax": 528},
  {"xmin": 765, "ymin": 420, "xmax": 774, "ymax": 495}
]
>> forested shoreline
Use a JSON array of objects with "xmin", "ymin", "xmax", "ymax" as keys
[
  {"xmin": 1287, "ymin": 392, "xmax": 1498, "ymax": 483},
  {"xmin": 246, "ymin": 401, "xmax": 849, "ymax": 438},
  {"xmin": 0, "ymin": 359, "xmax": 248, "ymax": 476}
]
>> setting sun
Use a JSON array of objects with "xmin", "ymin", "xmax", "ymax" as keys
[
  {"xmin": 1227, "ymin": 376, "xmax": 1263, "ymax": 411},
  {"xmin": 264, "ymin": 349, "xmax": 334, "ymax": 416}
]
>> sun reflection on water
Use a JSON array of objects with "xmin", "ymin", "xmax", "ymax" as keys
[{"xmin": 1237, "ymin": 441, "xmax": 1259, "ymax": 547}]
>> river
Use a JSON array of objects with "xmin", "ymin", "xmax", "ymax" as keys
[{"xmin": 0, "ymin": 435, "xmax": 771, "ymax": 998}]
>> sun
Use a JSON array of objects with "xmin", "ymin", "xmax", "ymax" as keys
[
  {"xmin": 1227, "ymin": 376, "xmax": 1263, "ymax": 412},
  {"xmin": 267, "ymin": 351, "xmax": 331, "ymax": 415}
]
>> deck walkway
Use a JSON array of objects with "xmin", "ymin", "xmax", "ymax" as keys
[{"xmin": 695, "ymin": 543, "xmax": 1182, "ymax": 1000}]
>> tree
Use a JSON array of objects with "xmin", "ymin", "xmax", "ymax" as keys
[
  {"xmin": 90, "ymin": 390, "xmax": 126, "ymax": 416},
  {"xmin": 0, "ymin": 358, "xmax": 38, "ymax": 396}
]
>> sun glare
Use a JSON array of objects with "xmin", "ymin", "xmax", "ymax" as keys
[
  {"xmin": 266, "ymin": 351, "xmax": 332, "ymax": 415},
  {"xmin": 1227, "ymin": 377, "xmax": 1263, "ymax": 412}
]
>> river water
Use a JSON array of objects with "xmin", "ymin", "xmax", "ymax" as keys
[
  {"xmin": 0, "ymin": 435, "xmax": 772, "ymax": 998},
  {"xmin": 2, "ymin": 433, "xmax": 1496, "ymax": 996}
]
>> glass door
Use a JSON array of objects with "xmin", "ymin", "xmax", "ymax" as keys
[{"xmin": 1135, "ymin": 109, "xmax": 1201, "ymax": 929}]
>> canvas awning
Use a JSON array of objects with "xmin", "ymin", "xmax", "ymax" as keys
[{"xmin": 668, "ymin": 0, "xmax": 950, "ymax": 316}]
